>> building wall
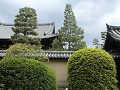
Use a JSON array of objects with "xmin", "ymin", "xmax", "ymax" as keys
[{"xmin": 45, "ymin": 59, "xmax": 68, "ymax": 83}]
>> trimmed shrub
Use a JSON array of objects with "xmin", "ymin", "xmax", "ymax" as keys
[
  {"xmin": 4, "ymin": 43, "xmax": 48, "ymax": 61},
  {"xmin": 0, "ymin": 58, "xmax": 58, "ymax": 90},
  {"xmin": 67, "ymin": 48, "xmax": 118, "ymax": 90}
]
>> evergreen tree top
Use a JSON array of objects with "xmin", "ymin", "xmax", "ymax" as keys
[
  {"xmin": 11, "ymin": 7, "xmax": 40, "ymax": 45},
  {"xmin": 51, "ymin": 4, "xmax": 86, "ymax": 51}
]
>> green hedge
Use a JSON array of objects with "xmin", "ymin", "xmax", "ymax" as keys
[
  {"xmin": 0, "ymin": 58, "xmax": 58, "ymax": 90},
  {"xmin": 67, "ymin": 48, "xmax": 118, "ymax": 90}
]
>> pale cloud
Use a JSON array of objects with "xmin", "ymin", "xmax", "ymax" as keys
[
  {"xmin": 73, "ymin": 0, "xmax": 119, "ymax": 47},
  {"xmin": 102, "ymin": 8, "xmax": 120, "ymax": 25}
]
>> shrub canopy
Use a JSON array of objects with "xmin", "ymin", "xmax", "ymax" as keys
[
  {"xmin": 0, "ymin": 58, "xmax": 57, "ymax": 90},
  {"xmin": 67, "ymin": 48, "xmax": 118, "ymax": 90},
  {"xmin": 4, "ymin": 43, "xmax": 48, "ymax": 61}
]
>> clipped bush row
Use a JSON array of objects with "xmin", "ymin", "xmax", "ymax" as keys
[
  {"xmin": 67, "ymin": 48, "xmax": 118, "ymax": 90},
  {"xmin": 0, "ymin": 58, "xmax": 57, "ymax": 90}
]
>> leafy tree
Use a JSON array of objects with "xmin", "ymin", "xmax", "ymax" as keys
[
  {"xmin": 0, "ymin": 83, "xmax": 4, "ymax": 89},
  {"xmin": 52, "ymin": 4, "xmax": 86, "ymax": 51},
  {"xmin": 51, "ymin": 38, "xmax": 64, "ymax": 51},
  {"xmin": 93, "ymin": 38, "xmax": 100, "ymax": 48},
  {"xmin": 11, "ymin": 7, "xmax": 40, "ymax": 45}
]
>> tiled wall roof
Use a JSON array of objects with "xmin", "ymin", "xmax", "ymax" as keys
[
  {"xmin": 44, "ymin": 51, "xmax": 75, "ymax": 58},
  {"xmin": 0, "ymin": 50, "xmax": 75, "ymax": 59},
  {"xmin": 1, "ymin": 50, "xmax": 119, "ymax": 59}
]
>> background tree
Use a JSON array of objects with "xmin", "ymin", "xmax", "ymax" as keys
[
  {"xmin": 92, "ymin": 38, "xmax": 100, "ymax": 48},
  {"xmin": 11, "ymin": 7, "xmax": 40, "ymax": 45},
  {"xmin": 52, "ymin": 4, "xmax": 86, "ymax": 51},
  {"xmin": 51, "ymin": 38, "xmax": 63, "ymax": 51}
]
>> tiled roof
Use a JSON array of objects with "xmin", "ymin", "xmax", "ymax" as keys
[
  {"xmin": 106, "ymin": 24, "xmax": 120, "ymax": 41},
  {"xmin": 104, "ymin": 24, "xmax": 120, "ymax": 58},
  {"xmin": 0, "ymin": 50, "xmax": 75, "ymax": 59},
  {"xmin": 0, "ymin": 22, "xmax": 57, "ymax": 39},
  {"xmin": 44, "ymin": 51, "xmax": 75, "ymax": 58},
  {"xmin": 1, "ymin": 49, "xmax": 119, "ymax": 59}
]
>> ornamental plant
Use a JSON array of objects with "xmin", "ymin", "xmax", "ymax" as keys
[
  {"xmin": 4, "ymin": 43, "xmax": 48, "ymax": 61},
  {"xmin": 67, "ymin": 48, "xmax": 118, "ymax": 90},
  {"xmin": 11, "ymin": 7, "xmax": 41, "ymax": 45},
  {"xmin": 0, "ymin": 58, "xmax": 58, "ymax": 90}
]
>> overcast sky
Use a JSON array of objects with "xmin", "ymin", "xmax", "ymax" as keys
[{"xmin": 0, "ymin": 0, "xmax": 120, "ymax": 47}]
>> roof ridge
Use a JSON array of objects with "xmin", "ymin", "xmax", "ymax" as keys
[
  {"xmin": 106, "ymin": 24, "xmax": 120, "ymax": 42},
  {"xmin": 0, "ymin": 22, "xmax": 55, "ymax": 26},
  {"xmin": 45, "ymin": 23, "xmax": 52, "ymax": 34},
  {"xmin": 106, "ymin": 24, "xmax": 120, "ymax": 29},
  {"xmin": 44, "ymin": 51, "xmax": 75, "ymax": 53},
  {"xmin": 0, "ymin": 50, "xmax": 74, "ymax": 58},
  {"xmin": 38, "ymin": 22, "xmax": 55, "ymax": 26}
]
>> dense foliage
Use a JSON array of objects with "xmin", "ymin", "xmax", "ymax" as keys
[
  {"xmin": 11, "ymin": 7, "xmax": 41, "ymax": 45},
  {"xmin": 92, "ymin": 38, "xmax": 100, "ymax": 48},
  {"xmin": 51, "ymin": 37, "xmax": 64, "ymax": 51},
  {"xmin": 0, "ymin": 58, "xmax": 58, "ymax": 90},
  {"xmin": 67, "ymin": 48, "xmax": 118, "ymax": 90},
  {"xmin": 4, "ymin": 43, "xmax": 48, "ymax": 61},
  {"xmin": 52, "ymin": 4, "xmax": 86, "ymax": 51}
]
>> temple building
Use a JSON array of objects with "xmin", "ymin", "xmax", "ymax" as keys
[
  {"xmin": 104, "ymin": 24, "xmax": 120, "ymax": 83},
  {"xmin": 0, "ymin": 22, "xmax": 57, "ymax": 50}
]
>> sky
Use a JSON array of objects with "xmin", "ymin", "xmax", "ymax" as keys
[{"xmin": 0, "ymin": 0, "xmax": 120, "ymax": 47}]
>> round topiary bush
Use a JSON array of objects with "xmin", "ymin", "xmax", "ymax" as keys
[
  {"xmin": 0, "ymin": 58, "xmax": 58, "ymax": 90},
  {"xmin": 67, "ymin": 48, "xmax": 118, "ymax": 90}
]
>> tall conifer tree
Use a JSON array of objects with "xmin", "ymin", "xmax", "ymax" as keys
[
  {"xmin": 52, "ymin": 4, "xmax": 86, "ymax": 51},
  {"xmin": 92, "ymin": 38, "xmax": 100, "ymax": 48},
  {"xmin": 11, "ymin": 7, "xmax": 40, "ymax": 45}
]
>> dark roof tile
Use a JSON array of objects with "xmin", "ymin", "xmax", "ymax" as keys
[
  {"xmin": 0, "ymin": 50, "xmax": 75, "ymax": 59},
  {"xmin": 106, "ymin": 24, "xmax": 120, "ymax": 41},
  {"xmin": 0, "ymin": 22, "xmax": 56, "ymax": 39}
]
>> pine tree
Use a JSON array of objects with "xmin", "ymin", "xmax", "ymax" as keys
[
  {"xmin": 53, "ymin": 4, "xmax": 86, "ymax": 51},
  {"xmin": 51, "ymin": 37, "xmax": 63, "ymax": 51},
  {"xmin": 11, "ymin": 7, "xmax": 40, "ymax": 45},
  {"xmin": 93, "ymin": 38, "xmax": 100, "ymax": 48}
]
